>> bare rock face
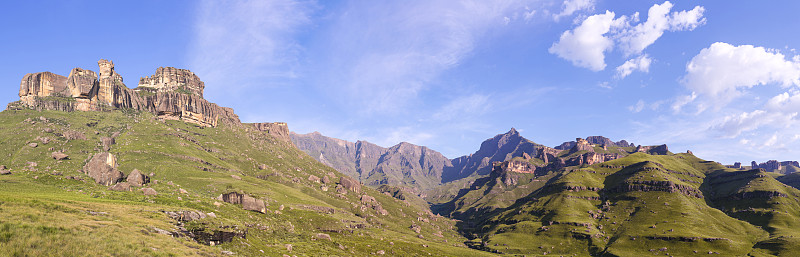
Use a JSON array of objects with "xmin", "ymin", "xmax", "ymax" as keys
[
  {"xmin": 217, "ymin": 192, "xmax": 267, "ymax": 213},
  {"xmin": 250, "ymin": 122, "xmax": 291, "ymax": 143},
  {"xmin": 138, "ymin": 67, "xmax": 205, "ymax": 98},
  {"xmin": 571, "ymin": 138, "xmax": 594, "ymax": 153},
  {"xmin": 127, "ymin": 169, "xmax": 149, "ymax": 187},
  {"xmin": 339, "ymin": 176, "xmax": 362, "ymax": 193},
  {"xmin": 10, "ymin": 59, "xmax": 244, "ymax": 128},
  {"xmin": 83, "ymin": 152, "xmax": 123, "ymax": 186},
  {"xmin": 67, "ymin": 68, "xmax": 98, "ymax": 98},
  {"xmin": 636, "ymin": 144, "xmax": 669, "ymax": 155},
  {"xmin": 148, "ymin": 92, "xmax": 237, "ymax": 127},
  {"xmin": 19, "ymin": 72, "xmax": 68, "ymax": 103}
]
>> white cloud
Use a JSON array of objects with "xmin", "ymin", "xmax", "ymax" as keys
[
  {"xmin": 549, "ymin": 11, "xmax": 625, "ymax": 71},
  {"xmin": 766, "ymin": 91, "xmax": 800, "ymax": 112},
  {"xmin": 551, "ymin": 1, "xmax": 704, "ymax": 71},
  {"xmin": 553, "ymin": 0, "xmax": 595, "ymax": 21},
  {"xmin": 616, "ymin": 1, "xmax": 705, "ymax": 56},
  {"xmin": 615, "ymin": 54, "xmax": 651, "ymax": 79},
  {"xmin": 188, "ymin": 0, "xmax": 315, "ymax": 92},
  {"xmin": 683, "ymin": 42, "xmax": 800, "ymax": 110}
]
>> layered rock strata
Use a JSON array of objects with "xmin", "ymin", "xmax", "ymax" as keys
[{"xmin": 10, "ymin": 59, "xmax": 240, "ymax": 127}]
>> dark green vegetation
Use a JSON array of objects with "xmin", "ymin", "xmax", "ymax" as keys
[{"xmin": 0, "ymin": 109, "xmax": 492, "ymax": 256}]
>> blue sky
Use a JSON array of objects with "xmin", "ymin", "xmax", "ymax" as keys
[{"xmin": 3, "ymin": 0, "xmax": 800, "ymax": 164}]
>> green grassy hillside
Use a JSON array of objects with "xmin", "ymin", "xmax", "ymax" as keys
[
  {"xmin": 438, "ymin": 152, "xmax": 800, "ymax": 256},
  {"xmin": 0, "ymin": 109, "xmax": 493, "ymax": 256}
]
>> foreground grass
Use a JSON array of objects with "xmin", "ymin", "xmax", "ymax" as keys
[{"xmin": 0, "ymin": 109, "xmax": 494, "ymax": 256}]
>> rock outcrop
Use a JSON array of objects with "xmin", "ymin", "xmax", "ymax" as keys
[
  {"xmin": 138, "ymin": 67, "xmax": 205, "ymax": 97},
  {"xmin": 556, "ymin": 136, "xmax": 634, "ymax": 150},
  {"xmin": 83, "ymin": 152, "xmax": 123, "ymax": 186},
  {"xmin": 217, "ymin": 192, "xmax": 267, "ymax": 214},
  {"xmin": 250, "ymin": 122, "xmax": 292, "ymax": 143},
  {"xmin": 9, "ymin": 59, "xmax": 242, "ymax": 127},
  {"xmin": 635, "ymin": 144, "xmax": 669, "ymax": 155}
]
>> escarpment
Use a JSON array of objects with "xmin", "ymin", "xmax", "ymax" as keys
[{"xmin": 10, "ymin": 59, "xmax": 240, "ymax": 127}]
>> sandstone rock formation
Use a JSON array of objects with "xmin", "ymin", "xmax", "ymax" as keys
[
  {"xmin": 138, "ymin": 67, "xmax": 205, "ymax": 97},
  {"xmin": 19, "ymin": 72, "xmax": 68, "ymax": 104},
  {"xmin": 250, "ymin": 122, "xmax": 292, "ymax": 143},
  {"xmin": 83, "ymin": 152, "xmax": 123, "ymax": 186},
  {"xmin": 10, "ymin": 59, "xmax": 242, "ymax": 127}
]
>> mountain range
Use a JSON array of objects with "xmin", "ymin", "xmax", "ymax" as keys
[{"xmin": 7, "ymin": 59, "xmax": 800, "ymax": 256}]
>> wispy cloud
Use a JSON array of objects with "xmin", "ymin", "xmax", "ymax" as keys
[
  {"xmin": 188, "ymin": 0, "xmax": 316, "ymax": 94},
  {"xmin": 316, "ymin": 1, "xmax": 530, "ymax": 114}
]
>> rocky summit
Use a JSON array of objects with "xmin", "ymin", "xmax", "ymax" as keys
[{"xmin": 11, "ymin": 59, "xmax": 242, "ymax": 127}]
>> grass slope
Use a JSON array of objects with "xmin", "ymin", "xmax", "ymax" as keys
[
  {"xmin": 440, "ymin": 152, "xmax": 800, "ymax": 256},
  {"xmin": 0, "ymin": 109, "xmax": 493, "ymax": 256}
]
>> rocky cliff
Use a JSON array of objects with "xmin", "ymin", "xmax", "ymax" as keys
[
  {"xmin": 248, "ymin": 122, "xmax": 292, "ymax": 144},
  {"xmin": 555, "ymin": 135, "xmax": 634, "ymax": 150},
  {"xmin": 138, "ymin": 67, "xmax": 205, "ymax": 97},
  {"xmin": 442, "ymin": 128, "xmax": 539, "ymax": 183},
  {"xmin": 9, "ymin": 59, "xmax": 241, "ymax": 127},
  {"xmin": 291, "ymin": 132, "xmax": 451, "ymax": 190}
]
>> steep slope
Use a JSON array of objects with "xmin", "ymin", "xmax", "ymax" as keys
[
  {"xmin": 290, "ymin": 131, "xmax": 359, "ymax": 179},
  {"xmin": 441, "ymin": 128, "xmax": 539, "ymax": 183},
  {"xmin": 291, "ymin": 132, "xmax": 451, "ymax": 190}
]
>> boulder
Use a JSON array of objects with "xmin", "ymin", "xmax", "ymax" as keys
[
  {"xmin": 83, "ymin": 152, "xmax": 123, "ymax": 186},
  {"xmin": 315, "ymin": 233, "xmax": 331, "ymax": 241},
  {"xmin": 51, "ymin": 151, "xmax": 69, "ymax": 160},
  {"xmin": 28, "ymin": 143, "xmax": 37, "ymax": 148},
  {"xmin": 231, "ymin": 174, "xmax": 241, "ymax": 180},
  {"xmin": 141, "ymin": 187, "xmax": 158, "ymax": 196},
  {"xmin": 0, "ymin": 170, "xmax": 10, "ymax": 175},
  {"xmin": 217, "ymin": 192, "xmax": 266, "ymax": 213},
  {"xmin": 63, "ymin": 131, "xmax": 86, "ymax": 140},
  {"xmin": 101, "ymin": 137, "xmax": 115, "ymax": 151},
  {"xmin": 241, "ymin": 195, "xmax": 267, "ymax": 214},
  {"xmin": 108, "ymin": 182, "xmax": 132, "ymax": 191},
  {"xmin": 339, "ymin": 176, "xmax": 361, "ymax": 193},
  {"xmin": 308, "ymin": 175, "xmax": 320, "ymax": 183},
  {"xmin": 321, "ymin": 175, "xmax": 330, "ymax": 184},
  {"xmin": 126, "ymin": 169, "xmax": 149, "ymax": 187}
]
